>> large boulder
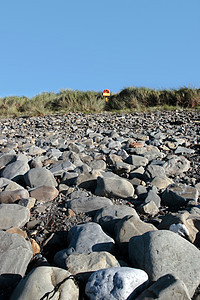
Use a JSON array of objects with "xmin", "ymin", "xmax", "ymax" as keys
[
  {"xmin": 1, "ymin": 160, "xmax": 30, "ymax": 181},
  {"xmin": 129, "ymin": 230, "xmax": 200, "ymax": 297},
  {"xmin": 10, "ymin": 266, "xmax": 79, "ymax": 300},
  {"xmin": 0, "ymin": 204, "xmax": 30, "ymax": 230},
  {"xmin": 0, "ymin": 231, "xmax": 32, "ymax": 277},
  {"xmin": 24, "ymin": 167, "xmax": 57, "ymax": 188}
]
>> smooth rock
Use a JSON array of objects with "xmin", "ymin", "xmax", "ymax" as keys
[
  {"xmin": 95, "ymin": 173, "xmax": 134, "ymax": 199},
  {"xmin": 0, "ymin": 230, "xmax": 32, "ymax": 276},
  {"xmin": 150, "ymin": 176, "xmax": 174, "ymax": 189},
  {"xmin": 85, "ymin": 267, "xmax": 148, "ymax": 300},
  {"xmin": 30, "ymin": 186, "xmax": 59, "ymax": 203},
  {"xmin": 66, "ymin": 195, "xmax": 113, "ymax": 215},
  {"xmin": 0, "ymin": 204, "xmax": 30, "ymax": 229},
  {"xmin": 10, "ymin": 266, "xmax": 79, "ymax": 300},
  {"xmin": 24, "ymin": 167, "xmax": 57, "ymax": 188},
  {"xmin": 125, "ymin": 155, "xmax": 148, "ymax": 167},
  {"xmin": 129, "ymin": 230, "xmax": 200, "ymax": 297}
]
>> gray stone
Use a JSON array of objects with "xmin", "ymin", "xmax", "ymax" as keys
[
  {"xmin": 107, "ymin": 140, "xmax": 122, "ymax": 150},
  {"xmin": 0, "ymin": 204, "xmax": 30, "ymax": 229},
  {"xmin": 144, "ymin": 188, "xmax": 161, "ymax": 208},
  {"xmin": 66, "ymin": 195, "xmax": 113, "ymax": 215},
  {"xmin": 115, "ymin": 161, "xmax": 131, "ymax": 175},
  {"xmin": 175, "ymin": 146, "xmax": 195, "ymax": 155},
  {"xmin": 85, "ymin": 267, "xmax": 148, "ymax": 300},
  {"xmin": 0, "ymin": 178, "xmax": 24, "ymax": 190},
  {"xmin": 150, "ymin": 176, "xmax": 174, "ymax": 189},
  {"xmin": 161, "ymin": 183, "xmax": 199, "ymax": 208},
  {"xmin": 129, "ymin": 166, "xmax": 145, "ymax": 180},
  {"xmin": 10, "ymin": 266, "xmax": 79, "ymax": 300},
  {"xmin": 1, "ymin": 160, "xmax": 30, "ymax": 181},
  {"xmin": 30, "ymin": 186, "xmax": 59, "ymax": 203},
  {"xmin": 89, "ymin": 159, "xmax": 107, "ymax": 171},
  {"xmin": 76, "ymin": 170, "xmax": 100, "ymax": 192},
  {"xmin": 129, "ymin": 230, "xmax": 200, "ymax": 297},
  {"xmin": 95, "ymin": 173, "xmax": 134, "ymax": 199},
  {"xmin": 27, "ymin": 145, "xmax": 46, "ymax": 156},
  {"xmin": 0, "ymin": 154, "xmax": 17, "ymax": 168},
  {"xmin": 144, "ymin": 165, "xmax": 166, "ymax": 181},
  {"xmin": 54, "ymin": 222, "xmax": 115, "ymax": 268},
  {"xmin": 136, "ymin": 274, "xmax": 191, "ymax": 300},
  {"xmin": 139, "ymin": 200, "xmax": 159, "ymax": 216},
  {"xmin": 163, "ymin": 156, "xmax": 190, "ymax": 176},
  {"xmin": 24, "ymin": 167, "xmax": 57, "ymax": 188},
  {"xmin": 50, "ymin": 161, "xmax": 75, "ymax": 176},
  {"xmin": 126, "ymin": 155, "xmax": 148, "ymax": 167},
  {"xmin": 94, "ymin": 204, "xmax": 139, "ymax": 234},
  {"xmin": 0, "ymin": 230, "xmax": 32, "ymax": 277}
]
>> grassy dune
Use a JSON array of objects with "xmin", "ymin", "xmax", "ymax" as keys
[{"xmin": 0, "ymin": 87, "xmax": 200, "ymax": 117}]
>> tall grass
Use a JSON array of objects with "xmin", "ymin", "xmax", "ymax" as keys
[{"xmin": 0, "ymin": 87, "xmax": 200, "ymax": 117}]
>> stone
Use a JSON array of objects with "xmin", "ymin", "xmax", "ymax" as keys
[
  {"xmin": 66, "ymin": 195, "xmax": 113, "ymax": 215},
  {"xmin": 163, "ymin": 156, "xmax": 190, "ymax": 176},
  {"xmin": 144, "ymin": 165, "xmax": 166, "ymax": 181},
  {"xmin": 76, "ymin": 170, "xmax": 100, "ymax": 192},
  {"xmin": 0, "ymin": 154, "xmax": 17, "ymax": 168},
  {"xmin": 175, "ymin": 146, "xmax": 195, "ymax": 155},
  {"xmin": 136, "ymin": 274, "xmax": 191, "ymax": 300},
  {"xmin": 30, "ymin": 238, "xmax": 40, "ymax": 255},
  {"xmin": 144, "ymin": 188, "xmax": 161, "ymax": 208},
  {"xmin": 0, "ymin": 204, "xmax": 30, "ymax": 230},
  {"xmin": 150, "ymin": 176, "xmax": 174, "ymax": 189},
  {"xmin": 50, "ymin": 161, "xmax": 75, "ymax": 176},
  {"xmin": 85, "ymin": 267, "xmax": 148, "ymax": 300},
  {"xmin": 27, "ymin": 145, "xmax": 46, "ymax": 156},
  {"xmin": 95, "ymin": 173, "xmax": 134, "ymax": 199},
  {"xmin": 24, "ymin": 167, "xmax": 57, "ymax": 188},
  {"xmin": 114, "ymin": 215, "xmax": 157, "ymax": 255},
  {"xmin": 30, "ymin": 186, "xmax": 59, "ymax": 203},
  {"xmin": 125, "ymin": 155, "xmax": 148, "ymax": 167},
  {"xmin": 139, "ymin": 200, "xmax": 159, "ymax": 217},
  {"xmin": 0, "ymin": 178, "xmax": 24, "ymax": 190},
  {"xmin": 158, "ymin": 210, "xmax": 199, "ymax": 243},
  {"xmin": 10, "ymin": 266, "xmax": 79, "ymax": 300},
  {"xmin": 0, "ymin": 189, "xmax": 29, "ymax": 204},
  {"xmin": 129, "ymin": 230, "xmax": 200, "ymax": 297},
  {"xmin": 1, "ymin": 160, "xmax": 30, "ymax": 181},
  {"xmin": 0, "ymin": 231, "xmax": 32, "ymax": 277},
  {"xmin": 18, "ymin": 197, "xmax": 36, "ymax": 209},
  {"xmin": 129, "ymin": 166, "xmax": 145, "ymax": 180},
  {"xmin": 89, "ymin": 159, "xmax": 107, "ymax": 171},
  {"xmin": 66, "ymin": 252, "xmax": 120, "ymax": 279},
  {"xmin": 161, "ymin": 183, "xmax": 199, "ymax": 208},
  {"xmin": 54, "ymin": 222, "xmax": 115, "ymax": 269},
  {"xmin": 94, "ymin": 204, "xmax": 139, "ymax": 235},
  {"xmin": 115, "ymin": 161, "xmax": 131, "ymax": 175}
]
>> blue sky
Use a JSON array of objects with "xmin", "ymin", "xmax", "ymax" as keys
[{"xmin": 0, "ymin": 0, "xmax": 199, "ymax": 97}]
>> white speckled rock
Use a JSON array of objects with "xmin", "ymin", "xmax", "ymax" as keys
[{"xmin": 85, "ymin": 267, "xmax": 148, "ymax": 300}]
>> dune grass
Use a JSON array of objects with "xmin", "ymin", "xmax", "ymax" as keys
[{"xmin": 0, "ymin": 87, "xmax": 200, "ymax": 117}]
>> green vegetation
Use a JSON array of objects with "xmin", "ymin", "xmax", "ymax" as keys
[{"xmin": 0, "ymin": 87, "xmax": 200, "ymax": 117}]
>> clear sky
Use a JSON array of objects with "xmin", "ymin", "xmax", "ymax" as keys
[{"xmin": 0, "ymin": 0, "xmax": 199, "ymax": 97}]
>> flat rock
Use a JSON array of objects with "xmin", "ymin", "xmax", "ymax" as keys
[
  {"xmin": 30, "ymin": 185, "xmax": 59, "ymax": 203},
  {"xmin": 150, "ymin": 176, "xmax": 174, "ymax": 189},
  {"xmin": 0, "ymin": 204, "xmax": 30, "ymax": 229},
  {"xmin": 125, "ymin": 155, "xmax": 148, "ymax": 167},
  {"xmin": 66, "ymin": 195, "xmax": 113, "ymax": 215},
  {"xmin": 0, "ymin": 230, "xmax": 32, "ymax": 277},
  {"xmin": 66, "ymin": 252, "xmax": 120, "ymax": 278},
  {"xmin": 129, "ymin": 230, "xmax": 200, "ymax": 297},
  {"xmin": 24, "ymin": 167, "xmax": 57, "ymax": 188},
  {"xmin": 1, "ymin": 160, "xmax": 30, "ymax": 181},
  {"xmin": 0, "ymin": 154, "xmax": 17, "ymax": 168},
  {"xmin": 54, "ymin": 222, "xmax": 115, "ymax": 269},
  {"xmin": 10, "ymin": 266, "xmax": 79, "ymax": 300},
  {"xmin": 85, "ymin": 267, "xmax": 148, "ymax": 300},
  {"xmin": 95, "ymin": 173, "xmax": 134, "ymax": 199},
  {"xmin": 163, "ymin": 156, "xmax": 190, "ymax": 176}
]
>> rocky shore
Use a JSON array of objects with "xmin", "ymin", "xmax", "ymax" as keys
[{"xmin": 0, "ymin": 110, "xmax": 200, "ymax": 299}]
